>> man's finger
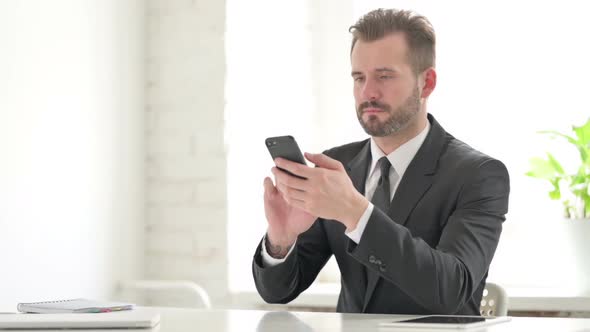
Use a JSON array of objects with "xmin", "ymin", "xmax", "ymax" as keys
[
  {"xmin": 277, "ymin": 183, "xmax": 307, "ymax": 201},
  {"xmin": 276, "ymin": 182, "xmax": 287, "ymax": 195},
  {"xmin": 263, "ymin": 177, "xmax": 277, "ymax": 198},
  {"xmin": 271, "ymin": 167, "xmax": 310, "ymax": 191},
  {"xmin": 304, "ymin": 152, "xmax": 343, "ymax": 170},
  {"xmin": 274, "ymin": 158, "xmax": 313, "ymax": 178}
]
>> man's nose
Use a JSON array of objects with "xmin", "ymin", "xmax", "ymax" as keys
[{"xmin": 361, "ymin": 79, "xmax": 381, "ymax": 101}]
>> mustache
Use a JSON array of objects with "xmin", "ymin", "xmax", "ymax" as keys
[{"xmin": 358, "ymin": 100, "xmax": 391, "ymax": 112}]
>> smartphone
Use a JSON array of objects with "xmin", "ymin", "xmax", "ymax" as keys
[{"xmin": 265, "ymin": 135, "xmax": 306, "ymax": 179}]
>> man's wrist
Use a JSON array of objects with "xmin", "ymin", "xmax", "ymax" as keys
[
  {"xmin": 265, "ymin": 233, "xmax": 295, "ymax": 259},
  {"xmin": 342, "ymin": 192, "xmax": 369, "ymax": 231}
]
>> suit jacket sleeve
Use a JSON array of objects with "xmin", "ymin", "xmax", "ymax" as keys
[
  {"xmin": 347, "ymin": 158, "xmax": 510, "ymax": 314},
  {"xmin": 252, "ymin": 218, "xmax": 333, "ymax": 304}
]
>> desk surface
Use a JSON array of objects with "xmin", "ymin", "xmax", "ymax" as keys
[
  {"xmin": 5, "ymin": 308, "xmax": 590, "ymax": 332},
  {"xmin": 155, "ymin": 307, "xmax": 588, "ymax": 332},
  {"xmin": 234, "ymin": 284, "xmax": 590, "ymax": 312}
]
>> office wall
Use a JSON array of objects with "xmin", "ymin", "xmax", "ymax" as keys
[
  {"xmin": 0, "ymin": 0, "xmax": 144, "ymax": 309},
  {"xmin": 145, "ymin": 0, "xmax": 228, "ymax": 306}
]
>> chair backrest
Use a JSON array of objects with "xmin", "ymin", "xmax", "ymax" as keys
[
  {"xmin": 117, "ymin": 279, "xmax": 211, "ymax": 309},
  {"xmin": 480, "ymin": 282, "xmax": 508, "ymax": 316}
]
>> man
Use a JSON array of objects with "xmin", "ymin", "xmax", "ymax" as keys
[{"xmin": 252, "ymin": 8, "xmax": 510, "ymax": 315}]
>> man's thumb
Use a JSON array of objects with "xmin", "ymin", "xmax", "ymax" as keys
[{"xmin": 263, "ymin": 177, "xmax": 276, "ymax": 197}]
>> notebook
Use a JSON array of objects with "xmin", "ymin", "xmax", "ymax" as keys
[
  {"xmin": 0, "ymin": 309, "xmax": 160, "ymax": 329},
  {"xmin": 17, "ymin": 299, "xmax": 134, "ymax": 314}
]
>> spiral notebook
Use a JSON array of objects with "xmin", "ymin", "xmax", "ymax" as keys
[{"xmin": 17, "ymin": 298, "xmax": 134, "ymax": 314}]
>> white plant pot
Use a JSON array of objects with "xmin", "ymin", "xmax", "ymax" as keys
[{"xmin": 561, "ymin": 218, "xmax": 590, "ymax": 293}]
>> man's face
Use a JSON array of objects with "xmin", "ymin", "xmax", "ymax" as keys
[{"xmin": 351, "ymin": 33, "xmax": 422, "ymax": 137}]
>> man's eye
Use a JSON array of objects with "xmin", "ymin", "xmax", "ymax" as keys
[
  {"xmin": 354, "ymin": 77, "xmax": 365, "ymax": 82},
  {"xmin": 380, "ymin": 75, "xmax": 393, "ymax": 80}
]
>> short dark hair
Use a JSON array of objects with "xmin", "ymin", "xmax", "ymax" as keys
[{"xmin": 349, "ymin": 8, "xmax": 436, "ymax": 75}]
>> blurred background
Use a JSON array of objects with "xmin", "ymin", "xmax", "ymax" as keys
[{"xmin": 1, "ymin": 0, "xmax": 589, "ymax": 317}]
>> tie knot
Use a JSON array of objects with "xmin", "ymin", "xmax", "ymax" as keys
[{"xmin": 378, "ymin": 157, "xmax": 391, "ymax": 176}]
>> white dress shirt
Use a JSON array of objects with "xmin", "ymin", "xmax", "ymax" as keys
[{"xmin": 261, "ymin": 122, "xmax": 431, "ymax": 266}]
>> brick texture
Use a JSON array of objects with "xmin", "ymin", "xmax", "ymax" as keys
[{"xmin": 146, "ymin": 0, "xmax": 227, "ymax": 307}]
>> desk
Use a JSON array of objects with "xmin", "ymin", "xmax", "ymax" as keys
[
  {"xmin": 7, "ymin": 308, "xmax": 590, "ymax": 331},
  {"xmin": 234, "ymin": 286, "xmax": 590, "ymax": 314},
  {"xmin": 140, "ymin": 307, "xmax": 590, "ymax": 331}
]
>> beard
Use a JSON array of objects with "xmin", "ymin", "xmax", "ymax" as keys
[{"xmin": 356, "ymin": 86, "xmax": 421, "ymax": 137}]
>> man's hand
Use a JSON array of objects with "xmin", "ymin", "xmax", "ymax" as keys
[
  {"xmin": 263, "ymin": 175, "xmax": 317, "ymax": 258},
  {"xmin": 272, "ymin": 152, "xmax": 369, "ymax": 231}
]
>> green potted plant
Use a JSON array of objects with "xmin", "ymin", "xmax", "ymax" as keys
[{"xmin": 526, "ymin": 118, "xmax": 590, "ymax": 219}]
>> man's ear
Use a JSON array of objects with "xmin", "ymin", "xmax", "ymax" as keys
[{"xmin": 419, "ymin": 68, "xmax": 437, "ymax": 99}]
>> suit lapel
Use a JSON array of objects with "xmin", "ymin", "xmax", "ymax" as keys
[
  {"xmin": 362, "ymin": 114, "xmax": 448, "ymax": 311},
  {"xmin": 345, "ymin": 139, "xmax": 371, "ymax": 196}
]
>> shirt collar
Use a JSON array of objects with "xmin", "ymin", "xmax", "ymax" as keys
[{"xmin": 368, "ymin": 122, "xmax": 431, "ymax": 179}]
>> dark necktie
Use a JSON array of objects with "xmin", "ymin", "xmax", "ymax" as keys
[
  {"xmin": 363, "ymin": 157, "xmax": 392, "ymax": 290},
  {"xmin": 371, "ymin": 157, "xmax": 392, "ymax": 213}
]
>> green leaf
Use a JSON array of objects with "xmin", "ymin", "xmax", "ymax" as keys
[
  {"xmin": 549, "ymin": 187, "xmax": 561, "ymax": 200},
  {"xmin": 572, "ymin": 165, "xmax": 587, "ymax": 185},
  {"xmin": 526, "ymin": 157, "xmax": 560, "ymax": 180},
  {"xmin": 579, "ymin": 146, "xmax": 589, "ymax": 164},
  {"xmin": 549, "ymin": 178, "xmax": 561, "ymax": 200},
  {"xmin": 538, "ymin": 130, "xmax": 578, "ymax": 145},
  {"xmin": 546, "ymin": 153, "xmax": 565, "ymax": 174},
  {"xmin": 540, "ymin": 128, "xmax": 590, "ymax": 163},
  {"xmin": 572, "ymin": 118, "xmax": 590, "ymax": 147},
  {"xmin": 572, "ymin": 173, "xmax": 585, "ymax": 185},
  {"xmin": 572, "ymin": 187, "xmax": 586, "ymax": 197}
]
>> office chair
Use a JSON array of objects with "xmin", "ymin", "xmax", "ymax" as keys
[
  {"xmin": 480, "ymin": 282, "xmax": 508, "ymax": 316},
  {"xmin": 117, "ymin": 279, "xmax": 211, "ymax": 309}
]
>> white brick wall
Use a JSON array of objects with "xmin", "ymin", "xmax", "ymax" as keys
[{"xmin": 146, "ymin": 0, "xmax": 227, "ymax": 306}]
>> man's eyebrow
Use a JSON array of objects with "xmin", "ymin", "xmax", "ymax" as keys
[
  {"xmin": 375, "ymin": 67, "xmax": 397, "ymax": 73},
  {"xmin": 351, "ymin": 68, "xmax": 398, "ymax": 76}
]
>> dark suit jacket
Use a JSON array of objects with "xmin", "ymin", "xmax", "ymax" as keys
[{"xmin": 252, "ymin": 114, "xmax": 510, "ymax": 315}]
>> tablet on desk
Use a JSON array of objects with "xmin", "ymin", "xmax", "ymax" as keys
[{"xmin": 380, "ymin": 315, "xmax": 511, "ymax": 329}]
